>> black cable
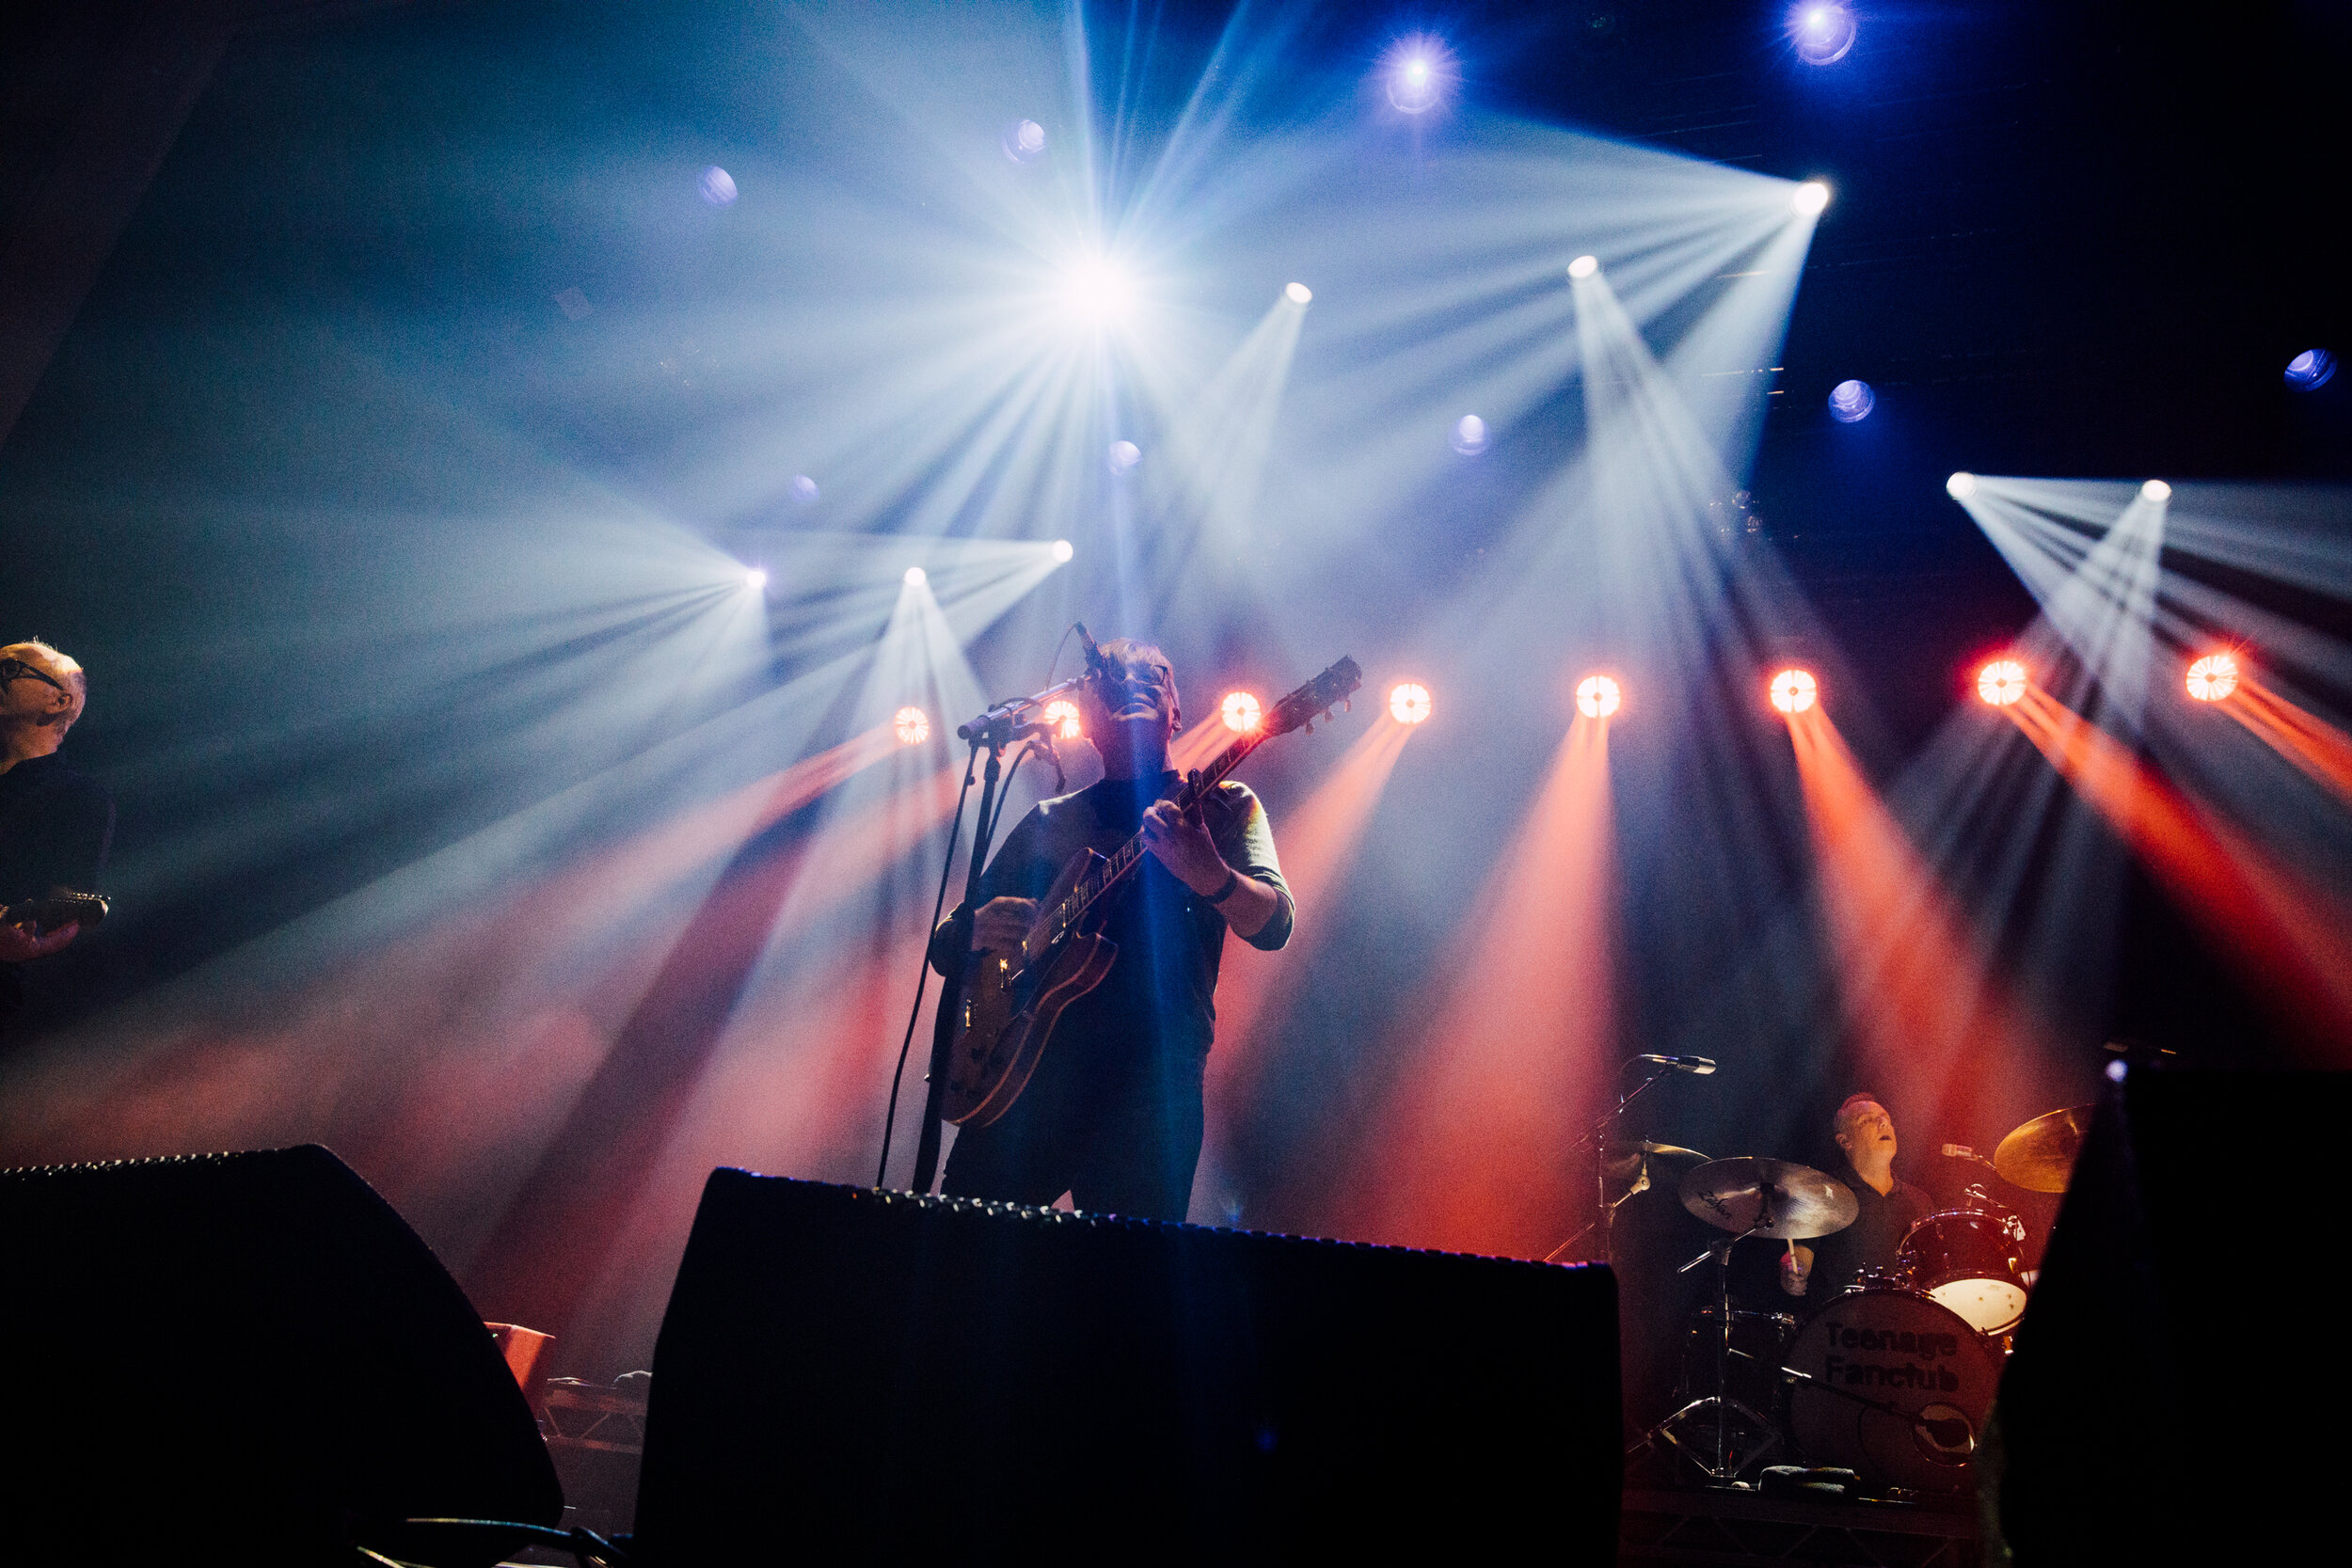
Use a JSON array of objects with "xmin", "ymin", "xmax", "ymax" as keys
[{"xmin": 876, "ymin": 745, "xmax": 979, "ymax": 1188}]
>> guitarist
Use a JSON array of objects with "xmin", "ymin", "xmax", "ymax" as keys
[
  {"xmin": 934, "ymin": 639, "xmax": 1293, "ymax": 1221},
  {"xmin": 1, "ymin": 641, "xmax": 115, "ymax": 1039}
]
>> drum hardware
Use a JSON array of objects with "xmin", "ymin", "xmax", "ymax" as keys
[
  {"xmin": 1625, "ymin": 1159, "xmax": 1859, "ymax": 1484},
  {"xmin": 1543, "ymin": 1056, "xmax": 1713, "ymax": 1266}
]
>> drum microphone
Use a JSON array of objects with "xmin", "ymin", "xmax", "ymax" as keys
[
  {"xmin": 1073, "ymin": 622, "xmax": 1118, "ymax": 684},
  {"xmin": 1633, "ymin": 1053, "xmax": 1717, "ymax": 1075}
]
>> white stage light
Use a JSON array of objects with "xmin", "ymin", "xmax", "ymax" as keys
[
  {"xmin": 744, "ymin": 567, "xmax": 768, "ymax": 590},
  {"xmin": 904, "ymin": 566, "xmax": 927, "ymax": 587},
  {"xmin": 1452, "ymin": 415, "xmax": 1488, "ymax": 455},
  {"xmin": 2140, "ymin": 479, "xmax": 2172, "ymax": 503},
  {"xmin": 1793, "ymin": 182, "xmax": 1831, "ymax": 215},
  {"xmin": 1947, "ymin": 472, "xmax": 1979, "ymax": 500},
  {"xmin": 1062, "ymin": 256, "xmax": 1134, "ymax": 324},
  {"xmin": 1567, "ymin": 254, "xmax": 1599, "ymax": 280},
  {"xmin": 1285, "ymin": 281, "xmax": 1312, "ymax": 306},
  {"xmin": 1051, "ymin": 539, "xmax": 1074, "ymax": 562}
]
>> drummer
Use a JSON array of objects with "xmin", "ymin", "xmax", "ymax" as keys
[{"xmin": 1779, "ymin": 1093, "xmax": 1933, "ymax": 1299}]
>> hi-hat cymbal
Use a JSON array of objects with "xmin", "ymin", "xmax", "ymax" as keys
[
  {"xmin": 1994, "ymin": 1105, "xmax": 2095, "ymax": 1193},
  {"xmin": 1680, "ymin": 1157, "xmax": 1859, "ymax": 1240},
  {"xmin": 1603, "ymin": 1141, "xmax": 1711, "ymax": 1182}
]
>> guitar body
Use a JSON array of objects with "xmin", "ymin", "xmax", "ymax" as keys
[{"xmin": 945, "ymin": 850, "xmax": 1119, "ymax": 1127}]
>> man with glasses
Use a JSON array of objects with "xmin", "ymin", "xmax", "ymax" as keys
[
  {"xmin": 2, "ymin": 641, "xmax": 115, "ymax": 1038},
  {"xmin": 931, "ymin": 638, "xmax": 1294, "ymax": 1221}
]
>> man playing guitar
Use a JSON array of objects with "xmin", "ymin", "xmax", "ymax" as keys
[
  {"xmin": 933, "ymin": 639, "xmax": 1294, "ymax": 1221},
  {"xmin": 2, "ymin": 641, "xmax": 115, "ymax": 1039}
]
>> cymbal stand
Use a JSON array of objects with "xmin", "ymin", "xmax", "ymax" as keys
[
  {"xmin": 1545, "ymin": 1059, "xmax": 1679, "ymax": 1267},
  {"xmin": 1627, "ymin": 1208, "xmax": 1782, "ymax": 1483}
]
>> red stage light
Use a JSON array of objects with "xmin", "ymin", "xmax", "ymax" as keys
[
  {"xmin": 894, "ymin": 706, "xmax": 930, "ymax": 745},
  {"xmin": 1770, "ymin": 668, "xmax": 1819, "ymax": 715},
  {"xmin": 1575, "ymin": 674, "xmax": 1621, "ymax": 719},
  {"xmin": 1977, "ymin": 659, "xmax": 2028, "ymax": 707},
  {"xmin": 1221, "ymin": 691, "xmax": 1263, "ymax": 733},
  {"xmin": 1390, "ymin": 683, "xmax": 1433, "ymax": 725},
  {"xmin": 1043, "ymin": 699, "xmax": 1082, "ymax": 738},
  {"xmin": 2186, "ymin": 654, "xmax": 2239, "ymax": 703}
]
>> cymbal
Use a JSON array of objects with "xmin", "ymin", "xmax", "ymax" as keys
[
  {"xmin": 1994, "ymin": 1105, "xmax": 2095, "ymax": 1193},
  {"xmin": 1680, "ymin": 1157, "xmax": 1859, "ymax": 1240},
  {"xmin": 1603, "ymin": 1141, "xmax": 1710, "ymax": 1182}
]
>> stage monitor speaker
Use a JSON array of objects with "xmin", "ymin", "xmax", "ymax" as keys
[
  {"xmin": 0, "ymin": 1144, "xmax": 563, "ymax": 1566},
  {"xmin": 634, "ymin": 1173, "xmax": 1622, "ymax": 1563},
  {"xmin": 1994, "ymin": 1069, "xmax": 2344, "ymax": 1564}
]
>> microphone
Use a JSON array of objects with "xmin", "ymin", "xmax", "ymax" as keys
[
  {"xmin": 1941, "ymin": 1143, "xmax": 1975, "ymax": 1159},
  {"xmin": 1632, "ymin": 1053, "xmax": 1717, "ymax": 1075},
  {"xmin": 1073, "ymin": 622, "xmax": 1118, "ymax": 685}
]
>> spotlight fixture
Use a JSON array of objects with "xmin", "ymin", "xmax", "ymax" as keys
[
  {"xmin": 1390, "ymin": 682, "xmax": 1434, "ymax": 724},
  {"xmin": 2139, "ymin": 479, "xmax": 2172, "ymax": 503},
  {"xmin": 1043, "ymin": 699, "xmax": 1083, "ymax": 738},
  {"xmin": 1106, "ymin": 440, "xmax": 1142, "ymax": 475},
  {"xmin": 903, "ymin": 566, "xmax": 927, "ymax": 587},
  {"xmin": 895, "ymin": 706, "xmax": 931, "ymax": 746},
  {"xmin": 2284, "ymin": 348, "xmax": 2337, "ymax": 391},
  {"xmin": 2185, "ymin": 653, "xmax": 2240, "ymax": 703},
  {"xmin": 1284, "ymin": 281, "xmax": 1312, "ymax": 306},
  {"xmin": 1220, "ymin": 691, "xmax": 1263, "ymax": 733},
  {"xmin": 1827, "ymin": 379, "xmax": 1875, "ymax": 423},
  {"xmin": 698, "ymin": 166, "xmax": 738, "ymax": 206},
  {"xmin": 1576, "ymin": 674, "xmax": 1622, "ymax": 719},
  {"xmin": 1050, "ymin": 539, "xmax": 1074, "ymax": 562},
  {"xmin": 1380, "ymin": 36, "xmax": 1455, "ymax": 115},
  {"xmin": 1061, "ymin": 255, "xmax": 1134, "ymax": 324},
  {"xmin": 1567, "ymin": 254, "xmax": 1599, "ymax": 280},
  {"xmin": 1977, "ymin": 659, "xmax": 2028, "ymax": 707},
  {"xmin": 1788, "ymin": 2, "xmax": 1857, "ymax": 65},
  {"xmin": 1792, "ymin": 181, "xmax": 1831, "ymax": 216},
  {"xmin": 1451, "ymin": 415, "xmax": 1488, "ymax": 455},
  {"xmin": 743, "ymin": 567, "xmax": 769, "ymax": 591},
  {"xmin": 1770, "ymin": 668, "xmax": 1819, "ymax": 714},
  {"xmin": 1947, "ymin": 472, "xmax": 1979, "ymax": 500}
]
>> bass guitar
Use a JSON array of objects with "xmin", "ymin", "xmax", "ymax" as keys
[{"xmin": 943, "ymin": 656, "xmax": 1360, "ymax": 1127}]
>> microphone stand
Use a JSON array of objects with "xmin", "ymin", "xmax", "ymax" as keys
[
  {"xmin": 1543, "ymin": 1059, "xmax": 1679, "ymax": 1267},
  {"xmin": 898, "ymin": 687, "xmax": 1072, "ymax": 1196}
]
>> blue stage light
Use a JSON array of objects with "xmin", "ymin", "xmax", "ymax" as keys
[
  {"xmin": 2285, "ymin": 349, "xmax": 2337, "ymax": 391},
  {"xmin": 1452, "ymin": 415, "xmax": 1488, "ymax": 455},
  {"xmin": 1380, "ymin": 37, "xmax": 1455, "ymax": 115},
  {"xmin": 699, "ymin": 166, "xmax": 738, "ymax": 206},
  {"xmin": 1789, "ymin": 3, "xmax": 1856, "ymax": 64},
  {"xmin": 1827, "ymin": 379, "xmax": 1875, "ymax": 422}
]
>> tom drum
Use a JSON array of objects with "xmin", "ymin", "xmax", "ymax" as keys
[{"xmin": 1898, "ymin": 1209, "xmax": 2029, "ymax": 1334}]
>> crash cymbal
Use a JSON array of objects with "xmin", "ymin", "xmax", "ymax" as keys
[
  {"xmin": 1994, "ymin": 1105, "xmax": 2095, "ymax": 1193},
  {"xmin": 1680, "ymin": 1157, "xmax": 1860, "ymax": 1240},
  {"xmin": 1603, "ymin": 1141, "xmax": 1711, "ymax": 1182}
]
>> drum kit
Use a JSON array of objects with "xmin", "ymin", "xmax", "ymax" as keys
[{"xmin": 1628, "ymin": 1102, "xmax": 2092, "ymax": 1495}]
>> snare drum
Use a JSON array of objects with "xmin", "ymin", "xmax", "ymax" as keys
[
  {"xmin": 1785, "ymin": 1288, "xmax": 2001, "ymax": 1493},
  {"xmin": 1898, "ymin": 1209, "xmax": 2028, "ymax": 1334}
]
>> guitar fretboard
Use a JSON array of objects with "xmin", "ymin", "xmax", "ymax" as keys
[{"xmin": 1071, "ymin": 729, "xmax": 1260, "ymax": 919}]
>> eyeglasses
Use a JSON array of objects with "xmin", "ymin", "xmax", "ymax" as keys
[{"xmin": 0, "ymin": 657, "xmax": 67, "ymax": 693}]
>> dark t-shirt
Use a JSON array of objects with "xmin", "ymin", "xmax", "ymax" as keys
[
  {"xmin": 1810, "ymin": 1171, "xmax": 1935, "ymax": 1295},
  {"xmin": 0, "ymin": 751, "xmax": 116, "ymax": 1025},
  {"xmin": 964, "ymin": 770, "xmax": 1293, "ymax": 1063}
]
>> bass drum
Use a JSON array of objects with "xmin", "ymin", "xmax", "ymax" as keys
[{"xmin": 1785, "ymin": 1290, "xmax": 2001, "ymax": 1494}]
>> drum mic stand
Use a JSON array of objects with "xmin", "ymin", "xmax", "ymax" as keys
[
  {"xmin": 1627, "ymin": 1208, "xmax": 1783, "ymax": 1483},
  {"xmin": 1545, "ymin": 1058, "xmax": 1680, "ymax": 1266}
]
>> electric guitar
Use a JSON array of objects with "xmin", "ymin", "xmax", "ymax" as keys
[
  {"xmin": 1, "ymin": 889, "xmax": 109, "ymax": 936},
  {"xmin": 943, "ymin": 656, "xmax": 1361, "ymax": 1127}
]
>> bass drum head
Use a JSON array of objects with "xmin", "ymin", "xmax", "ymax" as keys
[{"xmin": 1785, "ymin": 1290, "xmax": 2001, "ymax": 1494}]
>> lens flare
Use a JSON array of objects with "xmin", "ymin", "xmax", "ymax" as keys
[
  {"xmin": 1284, "ymin": 281, "xmax": 1312, "ymax": 306},
  {"xmin": 1827, "ymin": 379, "xmax": 1875, "ymax": 422},
  {"xmin": 1221, "ymin": 691, "xmax": 1263, "ymax": 732},
  {"xmin": 903, "ymin": 565, "xmax": 927, "ymax": 587},
  {"xmin": 1106, "ymin": 439, "xmax": 1141, "ymax": 475},
  {"xmin": 1567, "ymin": 254, "xmax": 1599, "ymax": 280},
  {"xmin": 1978, "ymin": 659, "xmax": 2028, "ymax": 707},
  {"xmin": 1576, "ymin": 674, "xmax": 1621, "ymax": 719},
  {"xmin": 2186, "ymin": 654, "xmax": 2240, "ymax": 703},
  {"xmin": 2284, "ymin": 349, "xmax": 2336, "ymax": 390},
  {"xmin": 1793, "ymin": 181, "xmax": 1831, "ymax": 216},
  {"xmin": 2140, "ymin": 479, "xmax": 2172, "ymax": 503},
  {"xmin": 1451, "ymin": 415, "xmax": 1488, "ymax": 455},
  {"xmin": 788, "ymin": 474, "xmax": 818, "ymax": 504},
  {"xmin": 1043, "ymin": 698, "xmax": 1083, "ymax": 738},
  {"xmin": 1947, "ymin": 472, "xmax": 1979, "ymax": 500},
  {"xmin": 1002, "ymin": 119, "xmax": 1047, "ymax": 163},
  {"xmin": 1390, "ymin": 683, "xmax": 1433, "ymax": 724},
  {"xmin": 1771, "ymin": 668, "xmax": 1819, "ymax": 714},
  {"xmin": 1789, "ymin": 2, "xmax": 1857, "ymax": 64},
  {"xmin": 894, "ymin": 706, "xmax": 930, "ymax": 746},
  {"xmin": 1050, "ymin": 539, "xmax": 1073, "ymax": 562},
  {"xmin": 698, "ymin": 166, "xmax": 738, "ymax": 206}
]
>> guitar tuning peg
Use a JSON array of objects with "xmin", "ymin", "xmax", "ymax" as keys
[
  {"xmin": 1343, "ymin": 697, "xmax": 1352, "ymax": 712},
  {"xmin": 1303, "ymin": 720, "xmax": 1313, "ymax": 735}
]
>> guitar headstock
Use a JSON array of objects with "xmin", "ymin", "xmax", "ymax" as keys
[{"xmin": 1264, "ymin": 657, "xmax": 1363, "ymax": 737}]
